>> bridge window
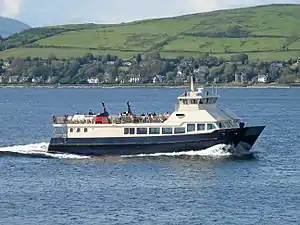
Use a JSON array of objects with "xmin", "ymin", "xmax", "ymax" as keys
[
  {"xmin": 70, "ymin": 128, "xmax": 73, "ymax": 133},
  {"xmin": 149, "ymin": 128, "xmax": 160, "ymax": 134},
  {"xmin": 224, "ymin": 122, "xmax": 232, "ymax": 128},
  {"xmin": 187, "ymin": 124, "xmax": 196, "ymax": 132},
  {"xmin": 76, "ymin": 128, "xmax": 80, "ymax": 132},
  {"xmin": 84, "ymin": 128, "xmax": 88, "ymax": 132},
  {"xmin": 137, "ymin": 128, "xmax": 147, "ymax": 135},
  {"xmin": 207, "ymin": 124, "xmax": 214, "ymax": 130},
  {"xmin": 197, "ymin": 124, "xmax": 205, "ymax": 131},
  {"xmin": 162, "ymin": 128, "xmax": 172, "ymax": 134},
  {"xmin": 175, "ymin": 127, "xmax": 185, "ymax": 134},
  {"xmin": 183, "ymin": 99, "xmax": 188, "ymax": 105}
]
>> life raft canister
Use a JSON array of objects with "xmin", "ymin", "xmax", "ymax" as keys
[{"xmin": 95, "ymin": 115, "xmax": 110, "ymax": 124}]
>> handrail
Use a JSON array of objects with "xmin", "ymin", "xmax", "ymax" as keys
[{"xmin": 53, "ymin": 114, "xmax": 169, "ymax": 125}]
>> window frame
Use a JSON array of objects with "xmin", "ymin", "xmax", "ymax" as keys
[
  {"xmin": 197, "ymin": 124, "xmax": 205, "ymax": 131},
  {"xmin": 187, "ymin": 124, "xmax": 196, "ymax": 132},
  {"xmin": 149, "ymin": 128, "xmax": 160, "ymax": 135},
  {"xmin": 206, "ymin": 124, "xmax": 214, "ymax": 130},
  {"xmin": 137, "ymin": 128, "xmax": 148, "ymax": 135},
  {"xmin": 174, "ymin": 127, "xmax": 186, "ymax": 134},
  {"xmin": 162, "ymin": 128, "xmax": 173, "ymax": 135}
]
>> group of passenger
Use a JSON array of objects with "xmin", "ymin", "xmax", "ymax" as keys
[{"xmin": 54, "ymin": 101, "xmax": 171, "ymax": 125}]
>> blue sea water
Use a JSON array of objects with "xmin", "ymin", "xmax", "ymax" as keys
[{"xmin": 0, "ymin": 87, "xmax": 300, "ymax": 225}]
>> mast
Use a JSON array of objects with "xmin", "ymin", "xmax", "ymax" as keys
[{"xmin": 190, "ymin": 74, "xmax": 194, "ymax": 92}]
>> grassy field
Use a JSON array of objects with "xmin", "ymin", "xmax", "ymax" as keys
[
  {"xmin": 0, "ymin": 47, "xmax": 139, "ymax": 59},
  {"xmin": 1, "ymin": 4, "xmax": 300, "ymax": 61},
  {"xmin": 160, "ymin": 51, "xmax": 300, "ymax": 61},
  {"xmin": 288, "ymin": 40, "xmax": 300, "ymax": 49},
  {"xmin": 162, "ymin": 36, "xmax": 288, "ymax": 52}
]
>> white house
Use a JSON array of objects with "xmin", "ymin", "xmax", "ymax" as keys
[
  {"xmin": 19, "ymin": 77, "xmax": 29, "ymax": 83},
  {"xmin": 8, "ymin": 76, "xmax": 19, "ymax": 84},
  {"xmin": 234, "ymin": 72, "xmax": 247, "ymax": 83},
  {"xmin": 258, "ymin": 75, "xmax": 268, "ymax": 83},
  {"xmin": 152, "ymin": 75, "xmax": 164, "ymax": 84},
  {"xmin": 292, "ymin": 59, "xmax": 300, "ymax": 67},
  {"xmin": 32, "ymin": 76, "xmax": 43, "ymax": 84},
  {"xmin": 129, "ymin": 75, "xmax": 141, "ymax": 83},
  {"xmin": 0, "ymin": 76, "xmax": 5, "ymax": 83},
  {"xmin": 87, "ymin": 78, "xmax": 99, "ymax": 84},
  {"xmin": 106, "ymin": 61, "xmax": 115, "ymax": 66},
  {"xmin": 122, "ymin": 61, "xmax": 132, "ymax": 66}
]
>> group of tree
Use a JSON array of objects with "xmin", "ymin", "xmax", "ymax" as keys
[{"xmin": 0, "ymin": 52, "xmax": 299, "ymax": 85}]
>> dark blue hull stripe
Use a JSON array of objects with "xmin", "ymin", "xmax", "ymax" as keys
[{"xmin": 48, "ymin": 126, "xmax": 265, "ymax": 156}]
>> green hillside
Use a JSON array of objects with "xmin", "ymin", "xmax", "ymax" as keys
[
  {"xmin": 0, "ymin": 17, "xmax": 30, "ymax": 37},
  {"xmin": 1, "ymin": 4, "xmax": 300, "ymax": 60}
]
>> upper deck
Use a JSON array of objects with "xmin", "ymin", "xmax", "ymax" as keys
[{"xmin": 53, "ymin": 113, "xmax": 169, "ymax": 125}]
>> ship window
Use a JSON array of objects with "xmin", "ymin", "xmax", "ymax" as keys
[
  {"xmin": 207, "ymin": 124, "xmax": 214, "ymax": 130},
  {"xmin": 76, "ymin": 128, "xmax": 80, "ymax": 132},
  {"xmin": 187, "ymin": 124, "xmax": 196, "ymax": 132},
  {"xmin": 70, "ymin": 128, "xmax": 73, "ymax": 133},
  {"xmin": 149, "ymin": 128, "xmax": 160, "ymax": 134},
  {"xmin": 183, "ymin": 99, "xmax": 188, "ymax": 105},
  {"xmin": 137, "ymin": 128, "xmax": 147, "ymax": 135},
  {"xmin": 162, "ymin": 128, "xmax": 172, "ymax": 134},
  {"xmin": 124, "ymin": 128, "xmax": 135, "ymax": 135},
  {"xmin": 197, "ymin": 124, "xmax": 205, "ymax": 131},
  {"xmin": 199, "ymin": 99, "xmax": 204, "ymax": 104},
  {"xmin": 84, "ymin": 128, "xmax": 88, "ymax": 132},
  {"xmin": 224, "ymin": 122, "xmax": 232, "ymax": 128},
  {"xmin": 175, "ymin": 127, "xmax": 185, "ymax": 134}
]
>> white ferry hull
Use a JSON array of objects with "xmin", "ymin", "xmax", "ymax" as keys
[{"xmin": 48, "ymin": 126, "xmax": 265, "ymax": 156}]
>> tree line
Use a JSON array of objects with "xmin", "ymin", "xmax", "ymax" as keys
[{"xmin": 0, "ymin": 52, "xmax": 299, "ymax": 85}]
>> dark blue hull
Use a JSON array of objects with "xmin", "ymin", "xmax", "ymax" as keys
[{"xmin": 48, "ymin": 126, "xmax": 265, "ymax": 156}]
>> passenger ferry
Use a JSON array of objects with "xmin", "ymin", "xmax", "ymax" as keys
[{"xmin": 48, "ymin": 78, "xmax": 265, "ymax": 156}]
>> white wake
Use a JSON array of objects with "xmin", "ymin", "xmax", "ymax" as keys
[
  {"xmin": 0, "ymin": 142, "xmax": 90, "ymax": 159},
  {"xmin": 0, "ymin": 143, "xmax": 243, "ymax": 159},
  {"xmin": 123, "ymin": 144, "xmax": 234, "ymax": 158}
]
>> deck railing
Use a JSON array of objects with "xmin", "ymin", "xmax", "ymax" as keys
[{"xmin": 53, "ymin": 115, "xmax": 169, "ymax": 125}]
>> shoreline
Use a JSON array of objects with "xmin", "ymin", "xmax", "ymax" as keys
[{"xmin": 0, "ymin": 84, "xmax": 296, "ymax": 89}]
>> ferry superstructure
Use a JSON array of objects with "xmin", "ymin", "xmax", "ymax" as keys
[{"xmin": 48, "ymin": 79, "xmax": 265, "ymax": 156}]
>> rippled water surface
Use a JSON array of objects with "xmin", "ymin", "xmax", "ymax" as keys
[{"xmin": 0, "ymin": 87, "xmax": 300, "ymax": 225}]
